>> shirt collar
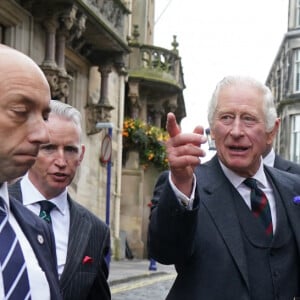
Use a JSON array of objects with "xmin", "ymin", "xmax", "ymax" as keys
[
  {"xmin": 263, "ymin": 147, "xmax": 275, "ymax": 167},
  {"xmin": 218, "ymin": 157, "xmax": 269, "ymax": 189},
  {"xmin": 21, "ymin": 173, "xmax": 68, "ymax": 215}
]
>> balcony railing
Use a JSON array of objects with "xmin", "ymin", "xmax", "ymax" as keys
[{"xmin": 128, "ymin": 43, "xmax": 184, "ymax": 89}]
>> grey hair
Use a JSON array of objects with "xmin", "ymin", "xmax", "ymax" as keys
[
  {"xmin": 49, "ymin": 100, "xmax": 82, "ymax": 141},
  {"xmin": 207, "ymin": 75, "xmax": 277, "ymax": 132}
]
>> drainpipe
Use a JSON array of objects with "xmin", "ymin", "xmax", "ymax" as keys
[
  {"xmin": 96, "ymin": 122, "xmax": 114, "ymax": 224},
  {"xmin": 96, "ymin": 122, "xmax": 114, "ymax": 264},
  {"xmin": 113, "ymin": 71, "xmax": 126, "ymax": 260},
  {"xmin": 105, "ymin": 127, "xmax": 112, "ymax": 226}
]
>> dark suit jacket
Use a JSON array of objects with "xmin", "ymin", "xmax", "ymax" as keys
[
  {"xmin": 10, "ymin": 196, "xmax": 62, "ymax": 300},
  {"xmin": 148, "ymin": 156, "xmax": 300, "ymax": 299},
  {"xmin": 9, "ymin": 181, "xmax": 111, "ymax": 300},
  {"xmin": 274, "ymin": 154, "xmax": 300, "ymax": 175}
]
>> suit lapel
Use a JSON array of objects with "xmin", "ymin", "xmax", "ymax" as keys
[
  {"xmin": 59, "ymin": 196, "xmax": 92, "ymax": 288},
  {"xmin": 11, "ymin": 197, "xmax": 45, "ymax": 249},
  {"xmin": 265, "ymin": 167, "xmax": 300, "ymax": 254},
  {"xmin": 10, "ymin": 198, "xmax": 60, "ymax": 298},
  {"xmin": 196, "ymin": 157, "xmax": 249, "ymax": 290}
]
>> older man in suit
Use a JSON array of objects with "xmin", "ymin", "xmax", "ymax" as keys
[
  {"xmin": 148, "ymin": 75, "xmax": 300, "ymax": 299},
  {"xmin": 0, "ymin": 44, "xmax": 61, "ymax": 299},
  {"xmin": 9, "ymin": 100, "xmax": 111, "ymax": 300}
]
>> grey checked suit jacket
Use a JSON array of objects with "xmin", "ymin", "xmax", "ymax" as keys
[
  {"xmin": 148, "ymin": 155, "xmax": 300, "ymax": 299},
  {"xmin": 9, "ymin": 181, "xmax": 111, "ymax": 300}
]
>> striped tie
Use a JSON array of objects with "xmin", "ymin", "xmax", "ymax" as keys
[
  {"xmin": 0, "ymin": 198, "xmax": 31, "ymax": 300},
  {"xmin": 38, "ymin": 201, "xmax": 56, "ymax": 224},
  {"xmin": 244, "ymin": 178, "xmax": 273, "ymax": 237}
]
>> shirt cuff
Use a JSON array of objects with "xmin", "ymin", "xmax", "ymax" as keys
[{"xmin": 168, "ymin": 172, "xmax": 196, "ymax": 209}]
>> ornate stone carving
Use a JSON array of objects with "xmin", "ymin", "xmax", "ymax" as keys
[
  {"xmin": 60, "ymin": 5, "xmax": 78, "ymax": 31},
  {"xmin": 131, "ymin": 25, "xmax": 140, "ymax": 44},
  {"xmin": 57, "ymin": 73, "xmax": 72, "ymax": 103},
  {"xmin": 68, "ymin": 13, "xmax": 87, "ymax": 43},
  {"xmin": 167, "ymin": 97, "xmax": 178, "ymax": 112},
  {"xmin": 85, "ymin": 103, "xmax": 114, "ymax": 135},
  {"xmin": 128, "ymin": 81, "xmax": 141, "ymax": 119},
  {"xmin": 86, "ymin": 0, "xmax": 127, "ymax": 34},
  {"xmin": 171, "ymin": 35, "xmax": 179, "ymax": 54},
  {"xmin": 40, "ymin": 66, "xmax": 60, "ymax": 98},
  {"xmin": 40, "ymin": 64, "xmax": 72, "ymax": 102}
]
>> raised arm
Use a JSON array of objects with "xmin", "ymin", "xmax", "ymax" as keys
[{"xmin": 166, "ymin": 112, "xmax": 207, "ymax": 196}]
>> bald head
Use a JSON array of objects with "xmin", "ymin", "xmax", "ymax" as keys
[
  {"xmin": 0, "ymin": 44, "xmax": 48, "ymax": 82},
  {"xmin": 0, "ymin": 44, "xmax": 51, "ymax": 182}
]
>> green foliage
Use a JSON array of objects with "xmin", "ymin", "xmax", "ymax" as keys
[{"xmin": 122, "ymin": 118, "xmax": 169, "ymax": 171}]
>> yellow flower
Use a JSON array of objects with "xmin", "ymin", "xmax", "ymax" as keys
[{"xmin": 148, "ymin": 153, "xmax": 154, "ymax": 161}]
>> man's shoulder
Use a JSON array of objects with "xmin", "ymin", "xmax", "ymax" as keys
[
  {"xmin": 7, "ymin": 179, "xmax": 22, "ymax": 201},
  {"xmin": 265, "ymin": 165, "xmax": 300, "ymax": 185},
  {"xmin": 274, "ymin": 154, "xmax": 300, "ymax": 175}
]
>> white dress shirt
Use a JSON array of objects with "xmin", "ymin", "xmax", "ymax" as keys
[
  {"xmin": 0, "ymin": 183, "xmax": 50, "ymax": 300},
  {"xmin": 263, "ymin": 147, "xmax": 276, "ymax": 167},
  {"xmin": 170, "ymin": 158, "xmax": 277, "ymax": 233},
  {"xmin": 219, "ymin": 159, "xmax": 277, "ymax": 233},
  {"xmin": 21, "ymin": 173, "xmax": 70, "ymax": 278}
]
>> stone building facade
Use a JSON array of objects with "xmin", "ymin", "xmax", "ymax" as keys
[
  {"xmin": 0, "ymin": 0, "xmax": 186, "ymax": 259},
  {"xmin": 266, "ymin": 0, "xmax": 300, "ymax": 163}
]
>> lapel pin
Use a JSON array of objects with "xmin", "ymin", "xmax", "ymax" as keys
[{"xmin": 37, "ymin": 234, "xmax": 44, "ymax": 244}]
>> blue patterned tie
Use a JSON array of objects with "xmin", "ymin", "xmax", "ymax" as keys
[
  {"xmin": 244, "ymin": 178, "xmax": 273, "ymax": 237},
  {"xmin": 38, "ymin": 201, "xmax": 56, "ymax": 224},
  {"xmin": 0, "ymin": 198, "xmax": 31, "ymax": 300}
]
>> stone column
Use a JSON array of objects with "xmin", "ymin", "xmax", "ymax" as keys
[
  {"xmin": 153, "ymin": 104, "xmax": 164, "ymax": 128},
  {"xmin": 42, "ymin": 17, "xmax": 58, "ymax": 68},
  {"xmin": 98, "ymin": 64, "xmax": 112, "ymax": 105},
  {"xmin": 40, "ymin": 17, "xmax": 59, "ymax": 99}
]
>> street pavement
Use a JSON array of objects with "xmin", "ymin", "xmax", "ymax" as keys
[
  {"xmin": 109, "ymin": 259, "xmax": 176, "ymax": 297},
  {"xmin": 109, "ymin": 258, "xmax": 176, "ymax": 284}
]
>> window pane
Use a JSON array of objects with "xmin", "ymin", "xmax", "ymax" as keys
[
  {"xmin": 290, "ymin": 115, "xmax": 300, "ymax": 163},
  {"xmin": 294, "ymin": 50, "xmax": 300, "ymax": 92},
  {"xmin": 297, "ymin": 0, "xmax": 300, "ymax": 26}
]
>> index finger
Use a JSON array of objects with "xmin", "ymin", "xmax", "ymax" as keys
[{"xmin": 166, "ymin": 112, "xmax": 181, "ymax": 137}]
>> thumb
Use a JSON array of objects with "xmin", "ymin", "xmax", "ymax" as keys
[
  {"xmin": 166, "ymin": 112, "xmax": 181, "ymax": 137},
  {"xmin": 193, "ymin": 125, "xmax": 204, "ymax": 135}
]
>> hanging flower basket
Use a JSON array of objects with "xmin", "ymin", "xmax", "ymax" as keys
[{"xmin": 122, "ymin": 118, "xmax": 169, "ymax": 171}]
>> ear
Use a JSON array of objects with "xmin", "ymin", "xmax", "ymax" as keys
[
  {"xmin": 210, "ymin": 128, "xmax": 215, "ymax": 140},
  {"xmin": 79, "ymin": 144, "xmax": 85, "ymax": 163},
  {"xmin": 266, "ymin": 118, "xmax": 280, "ymax": 145}
]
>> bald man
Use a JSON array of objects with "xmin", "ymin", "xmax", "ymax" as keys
[{"xmin": 0, "ymin": 44, "xmax": 61, "ymax": 299}]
